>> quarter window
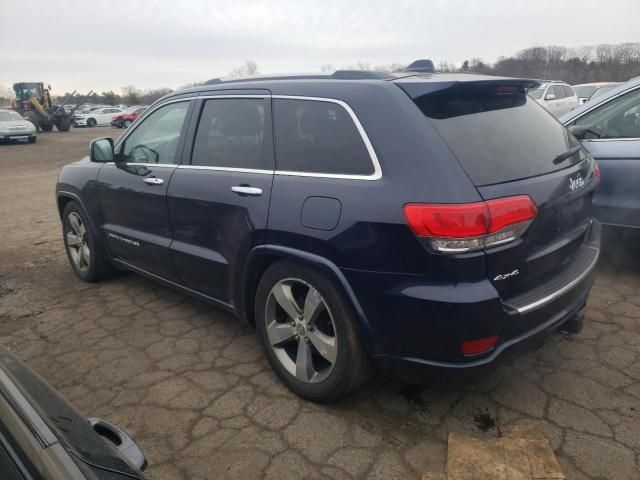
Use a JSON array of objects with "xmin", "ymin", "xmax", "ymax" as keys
[
  {"xmin": 191, "ymin": 98, "xmax": 269, "ymax": 170},
  {"xmin": 273, "ymin": 99, "xmax": 374, "ymax": 175},
  {"xmin": 573, "ymin": 87, "xmax": 640, "ymax": 139},
  {"xmin": 563, "ymin": 86, "xmax": 575, "ymax": 98},
  {"xmin": 119, "ymin": 101, "xmax": 189, "ymax": 164}
]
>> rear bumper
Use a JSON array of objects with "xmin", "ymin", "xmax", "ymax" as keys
[
  {"xmin": 344, "ymin": 220, "xmax": 601, "ymax": 383},
  {"xmin": 372, "ymin": 286, "xmax": 590, "ymax": 384}
]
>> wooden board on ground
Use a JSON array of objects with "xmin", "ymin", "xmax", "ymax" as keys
[{"xmin": 422, "ymin": 425, "xmax": 565, "ymax": 480}]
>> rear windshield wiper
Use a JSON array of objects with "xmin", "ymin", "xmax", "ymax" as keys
[{"xmin": 553, "ymin": 145, "xmax": 582, "ymax": 165}]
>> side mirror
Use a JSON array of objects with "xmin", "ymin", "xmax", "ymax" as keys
[
  {"xmin": 545, "ymin": 94, "xmax": 556, "ymax": 101},
  {"xmin": 90, "ymin": 137, "xmax": 114, "ymax": 162}
]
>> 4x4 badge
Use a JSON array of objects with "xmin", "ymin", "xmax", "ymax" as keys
[
  {"xmin": 569, "ymin": 175, "xmax": 585, "ymax": 191},
  {"xmin": 494, "ymin": 269, "xmax": 519, "ymax": 281}
]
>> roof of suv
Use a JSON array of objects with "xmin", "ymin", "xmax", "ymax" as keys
[{"xmin": 168, "ymin": 71, "xmax": 540, "ymax": 100}]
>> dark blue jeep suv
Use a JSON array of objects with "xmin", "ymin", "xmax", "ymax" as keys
[{"xmin": 56, "ymin": 70, "xmax": 601, "ymax": 401}]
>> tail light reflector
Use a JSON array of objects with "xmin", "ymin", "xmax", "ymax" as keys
[
  {"xmin": 594, "ymin": 161, "xmax": 601, "ymax": 189},
  {"xmin": 403, "ymin": 195, "xmax": 537, "ymax": 253},
  {"xmin": 462, "ymin": 336, "xmax": 498, "ymax": 356}
]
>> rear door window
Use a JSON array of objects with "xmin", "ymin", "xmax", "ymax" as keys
[
  {"xmin": 410, "ymin": 82, "xmax": 584, "ymax": 186},
  {"xmin": 191, "ymin": 98, "xmax": 270, "ymax": 170},
  {"xmin": 563, "ymin": 85, "xmax": 575, "ymax": 98},
  {"xmin": 273, "ymin": 98, "xmax": 374, "ymax": 176}
]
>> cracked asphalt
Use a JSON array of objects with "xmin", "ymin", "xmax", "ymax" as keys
[{"xmin": 0, "ymin": 128, "xmax": 639, "ymax": 479}]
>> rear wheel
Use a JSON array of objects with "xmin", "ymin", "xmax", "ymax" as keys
[
  {"xmin": 62, "ymin": 202, "xmax": 114, "ymax": 282},
  {"xmin": 87, "ymin": 118, "xmax": 97, "ymax": 128},
  {"xmin": 255, "ymin": 261, "xmax": 371, "ymax": 402},
  {"xmin": 56, "ymin": 117, "xmax": 71, "ymax": 132}
]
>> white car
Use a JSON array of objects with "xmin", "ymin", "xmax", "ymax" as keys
[
  {"xmin": 74, "ymin": 107, "xmax": 125, "ymax": 127},
  {"xmin": 528, "ymin": 81, "xmax": 580, "ymax": 117}
]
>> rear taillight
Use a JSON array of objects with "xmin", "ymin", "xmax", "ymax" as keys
[
  {"xmin": 594, "ymin": 161, "xmax": 601, "ymax": 189},
  {"xmin": 403, "ymin": 195, "xmax": 537, "ymax": 253}
]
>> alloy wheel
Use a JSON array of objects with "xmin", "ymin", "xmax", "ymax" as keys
[
  {"xmin": 66, "ymin": 212, "xmax": 91, "ymax": 271},
  {"xmin": 265, "ymin": 278, "xmax": 337, "ymax": 383}
]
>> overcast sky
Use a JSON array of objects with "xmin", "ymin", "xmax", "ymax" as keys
[{"xmin": 1, "ymin": 0, "xmax": 639, "ymax": 94}]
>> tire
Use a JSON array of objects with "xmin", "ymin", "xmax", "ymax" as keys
[
  {"xmin": 255, "ymin": 260, "xmax": 371, "ymax": 402},
  {"xmin": 87, "ymin": 118, "xmax": 97, "ymax": 128},
  {"xmin": 62, "ymin": 202, "xmax": 114, "ymax": 282},
  {"xmin": 28, "ymin": 136, "xmax": 36, "ymax": 144},
  {"xmin": 124, "ymin": 120, "xmax": 132, "ymax": 128},
  {"xmin": 40, "ymin": 123, "xmax": 53, "ymax": 132},
  {"xmin": 56, "ymin": 117, "xmax": 71, "ymax": 132}
]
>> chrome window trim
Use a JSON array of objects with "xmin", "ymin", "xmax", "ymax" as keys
[
  {"xmin": 115, "ymin": 93, "xmax": 382, "ymax": 180},
  {"xmin": 105, "ymin": 162, "xmax": 178, "ymax": 168},
  {"xmin": 177, "ymin": 165, "xmax": 274, "ymax": 174},
  {"xmin": 580, "ymin": 137, "xmax": 640, "ymax": 143}
]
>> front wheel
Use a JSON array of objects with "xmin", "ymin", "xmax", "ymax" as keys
[
  {"xmin": 255, "ymin": 261, "xmax": 371, "ymax": 402},
  {"xmin": 124, "ymin": 120, "xmax": 132, "ymax": 128},
  {"xmin": 62, "ymin": 202, "xmax": 114, "ymax": 282}
]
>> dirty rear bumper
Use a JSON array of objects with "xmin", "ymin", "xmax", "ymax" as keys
[
  {"xmin": 371, "ymin": 285, "xmax": 590, "ymax": 384},
  {"xmin": 345, "ymin": 221, "xmax": 600, "ymax": 384}
]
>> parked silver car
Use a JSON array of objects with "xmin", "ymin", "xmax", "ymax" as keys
[{"xmin": 0, "ymin": 109, "xmax": 37, "ymax": 143}]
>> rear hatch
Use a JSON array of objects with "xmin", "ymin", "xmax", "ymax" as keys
[{"xmin": 399, "ymin": 79, "xmax": 599, "ymax": 307}]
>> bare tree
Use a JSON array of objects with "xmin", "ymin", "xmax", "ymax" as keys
[
  {"xmin": 121, "ymin": 85, "xmax": 141, "ymax": 104},
  {"xmin": 229, "ymin": 60, "xmax": 259, "ymax": 77},
  {"xmin": 320, "ymin": 64, "xmax": 333, "ymax": 72}
]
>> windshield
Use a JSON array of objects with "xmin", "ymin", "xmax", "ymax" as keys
[
  {"xmin": 413, "ymin": 82, "xmax": 584, "ymax": 186},
  {"xmin": 573, "ymin": 85, "xmax": 598, "ymax": 98},
  {"xmin": 528, "ymin": 87, "xmax": 545, "ymax": 99},
  {"xmin": 0, "ymin": 111, "xmax": 23, "ymax": 121}
]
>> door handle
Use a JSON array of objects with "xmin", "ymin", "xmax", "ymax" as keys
[
  {"xmin": 231, "ymin": 185, "xmax": 262, "ymax": 196},
  {"xmin": 143, "ymin": 177, "xmax": 164, "ymax": 185}
]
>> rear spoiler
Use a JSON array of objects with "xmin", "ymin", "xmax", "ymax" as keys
[{"xmin": 397, "ymin": 78, "xmax": 541, "ymax": 99}]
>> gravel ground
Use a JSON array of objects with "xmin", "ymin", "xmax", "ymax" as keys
[{"xmin": 0, "ymin": 128, "xmax": 639, "ymax": 479}]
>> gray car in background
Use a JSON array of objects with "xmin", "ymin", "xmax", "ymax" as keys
[
  {"xmin": 561, "ymin": 76, "xmax": 640, "ymax": 229},
  {"xmin": 0, "ymin": 109, "xmax": 37, "ymax": 144},
  {"xmin": 573, "ymin": 82, "xmax": 622, "ymax": 104}
]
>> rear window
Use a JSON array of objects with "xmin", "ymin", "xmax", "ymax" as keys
[
  {"xmin": 412, "ymin": 83, "xmax": 583, "ymax": 186},
  {"xmin": 273, "ymin": 99, "xmax": 374, "ymax": 176}
]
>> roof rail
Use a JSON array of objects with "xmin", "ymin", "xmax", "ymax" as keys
[
  {"xmin": 203, "ymin": 70, "xmax": 391, "ymax": 85},
  {"xmin": 330, "ymin": 70, "xmax": 390, "ymax": 80}
]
